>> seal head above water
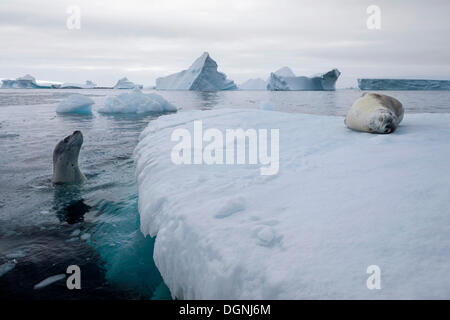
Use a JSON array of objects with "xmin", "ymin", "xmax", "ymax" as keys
[{"xmin": 52, "ymin": 130, "xmax": 86, "ymax": 184}]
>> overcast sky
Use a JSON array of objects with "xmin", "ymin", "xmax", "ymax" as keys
[{"xmin": 1, "ymin": 0, "xmax": 449, "ymax": 88}]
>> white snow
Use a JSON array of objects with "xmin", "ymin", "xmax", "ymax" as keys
[
  {"xmin": 135, "ymin": 108, "xmax": 450, "ymax": 299},
  {"xmin": 113, "ymin": 77, "xmax": 142, "ymax": 89},
  {"xmin": 156, "ymin": 52, "xmax": 237, "ymax": 91},
  {"xmin": 239, "ymin": 78, "xmax": 267, "ymax": 90},
  {"xmin": 33, "ymin": 274, "xmax": 66, "ymax": 290},
  {"xmin": 56, "ymin": 94, "xmax": 95, "ymax": 114},
  {"xmin": 98, "ymin": 88, "xmax": 177, "ymax": 114}
]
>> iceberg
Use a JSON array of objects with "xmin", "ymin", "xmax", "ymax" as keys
[
  {"xmin": 267, "ymin": 68, "xmax": 341, "ymax": 91},
  {"xmin": 113, "ymin": 77, "xmax": 143, "ymax": 89},
  {"xmin": 135, "ymin": 108, "xmax": 450, "ymax": 299},
  {"xmin": 358, "ymin": 78, "xmax": 450, "ymax": 90},
  {"xmin": 238, "ymin": 78, "xmax": 267, "ymax": 90},
  {"xmin": 60, "ymin": 80, "xmax": 97, "ymax": 89},
  {"xmin": 56, "ymin": 93, "xmax": 95, "ymax": 114},
  {"xmin": 0, "ymin": 261, "xmax": 16, "ymax": 277},
  {"xmin": 272, "ymin": 66, "xmax": 296, "ymax": 78},
  {"xmin": 33, "ymin": 274, "xmax": 66, "ymax": 290},
  {"xmin": 1, "ymin": 74, "xmax": 52, "ymax": 89},
  {"xmin": 98, "ymin": 88, "xmax": 176, "ymax": 114},
  {"xmin": 156, "ymin": 52, "xmax": 237, "ymax": 91}
]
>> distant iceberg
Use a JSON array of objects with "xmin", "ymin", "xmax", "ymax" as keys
[
  {"xmin": 238, "ymin": 78, "xmax": 267, "ymax": 90},
  {"xmin": 1, "ymin": 74, "xmax": 53, "ymax": 89},
  {"xmin": 98, "ymin": 88, "xmax": 176, "ymax": 114},
  {"xmin": 156, "ymin": 52, "xmax": 237, "ymax": 91},
  {"xmin": 60, "ymin": 80, "xmax": 96, "ymax": 89},
  {"xmin": 56, "ymin": 94, "xmax": 94, "ymax": 114},
  {"xmin": 267, "ymin": 68, "xmax": 341, "ymax": 91},
  {"xmin": 272, "ymin": 66, "xmax": 296, "ymax": 78},
  {"xmin": 358, "ymin": 78, "xmax": 450, "ymax": 90},
  {"xmin": 114, "ymin": 77, "xmax": 143, "ymax": 89}
]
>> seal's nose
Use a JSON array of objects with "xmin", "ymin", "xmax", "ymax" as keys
[{"xmin": 73, "ymin": 130, "xmax": 81, "ymax": 135}]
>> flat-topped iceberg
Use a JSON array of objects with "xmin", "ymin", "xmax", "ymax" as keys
[
  {"xmin": 1, "ymin": 74, "xmax": 52, "ymax": 89},
  {"xmin": 61, "ymin": 80, "xmax": 96, "ymax": 89},
  {"xmin": 156, "ymin": 52, "xmax": 237, "ymax": 91},
  {"xmin": 98, "ymin": 88, "xmax": 176, "ymax": 114},
  {"xmin": 267, "ymin": 68, "xmax": 340, "ymax": 91},
  {"xmin": 113, "ymin": 77, "xmax": 143, "ymax": 89},
  {"xmin": 238, "ymin": 78, "xmax": 267, "ymax": 90},
  {"xmin": 56, "ymin": 93, "xmax": 95, "ymax": 114},
  {"xmin": 135, "ymin": 108, "xmax": 450, "ymax": 299},
  {"xmin": 358, "ymin": 78, "xmax": 450, "ymax": 90}
]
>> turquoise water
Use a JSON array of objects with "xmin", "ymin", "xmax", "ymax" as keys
[{"xmin": 0, "ymin": 88, "xmax": 449, "ymax": 299}]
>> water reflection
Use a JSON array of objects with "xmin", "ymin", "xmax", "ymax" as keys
[
  {"xmin": 53, "ymin": 185, "xmax": 91, "ymax": 224},
  {"xmin": 194, "ymin": 91, "xmax": 220, "ymax": 110}
]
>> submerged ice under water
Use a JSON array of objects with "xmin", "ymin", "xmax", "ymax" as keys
[{"xmin": 0, "ymin": 88, "xmax": 449, "ymax": 299}]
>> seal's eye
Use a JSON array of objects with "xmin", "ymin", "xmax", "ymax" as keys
[{"xmin": 64, "ymin": 137, "xmax": 69, "ymax": 143}]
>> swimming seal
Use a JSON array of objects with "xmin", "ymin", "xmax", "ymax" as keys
[{"xmin": 52, "ymin": 130, "xmax": 86, "ymax": 184}]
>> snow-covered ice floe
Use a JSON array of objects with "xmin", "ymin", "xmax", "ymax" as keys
[
  {"xmin": 135, "ymin": 108, "xmax": 450, "ymax": 299},
  {"xmin": 56, "ymin": 93, "xmax": 95, "ymax": 114},
  {"xmin": 156, "ymin": 52, "xmax": 237, "ymax": 91},
  {"xmin": 98, "ymin": 88, "xmax": 176, "ymax": 114},
  {"xmin": 358, "ymin": 78, "xmax": 450, "ymax": 90},
  {"xmin": 267, "ymin": 67, "xmax": 340, "ymax": 91}
]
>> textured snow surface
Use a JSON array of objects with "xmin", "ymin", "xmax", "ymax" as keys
[
  {"xmin": 135, "ymin": 109, "xmax": 450, "ymax": 299},
  {"xmin": 98, "ymin": 89, "xmax": 176, "ymax": 114},
  {"xmin": 56, "ymin": 94, "xmax": 94, "ymax": 114},
  {"xmin": 358, "ymin": 79, "xmax": 450, "ymax": 90},
  {"xmin": 156, "ymin": 52, "xmax": 237, "ymax": 91}
]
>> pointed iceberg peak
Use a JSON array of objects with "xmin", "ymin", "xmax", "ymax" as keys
[
  {"xmin": 156, "ymin": 52, "xmax": 237, "ymax": 91},
  {"xmin": 273, "ymin": 67, "xmax": 296, "ymax": 78},
  {"xmin": 113, "ymin": 77, "xmax": 143, "ymax": 89}
]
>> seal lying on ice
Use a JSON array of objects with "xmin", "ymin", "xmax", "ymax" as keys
[
  {"xmin": 52, "ymin": 130, "xmax": 86, "ymax": 184},
  {"xmin": 345, "ymin": 93, "xmax": 404, "ymax": 134}
]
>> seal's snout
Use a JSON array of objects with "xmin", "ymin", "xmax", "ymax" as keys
[{"xmin": 70, "ymin": 130, "xmax": 83, "ymax": 146}]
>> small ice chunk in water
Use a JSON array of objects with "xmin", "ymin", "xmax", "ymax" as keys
[
  {"xmin": 33, "ymin": 274, "xmax": 66, "ymax": 290},
  {"xmin": 0, "ymin": 261, "xmax": 16, "ymax": 277},
  {"xmin": 98, "ymin": 88, "xmax": 177, "ymax": 114},
  {"xmin": 80, "ymin": 233, "xmax": 91, "ymax": 240},
  {"xmin": 6, "ymin": 250, "xmax": 27, "ymax": 259},
  {"xmin": 70, "ymin": 229, "xmax": 81, "ymax": 237},
  {"xmin": 56, "ymin": 94, "xmax": 94, "ymax": 114}
]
